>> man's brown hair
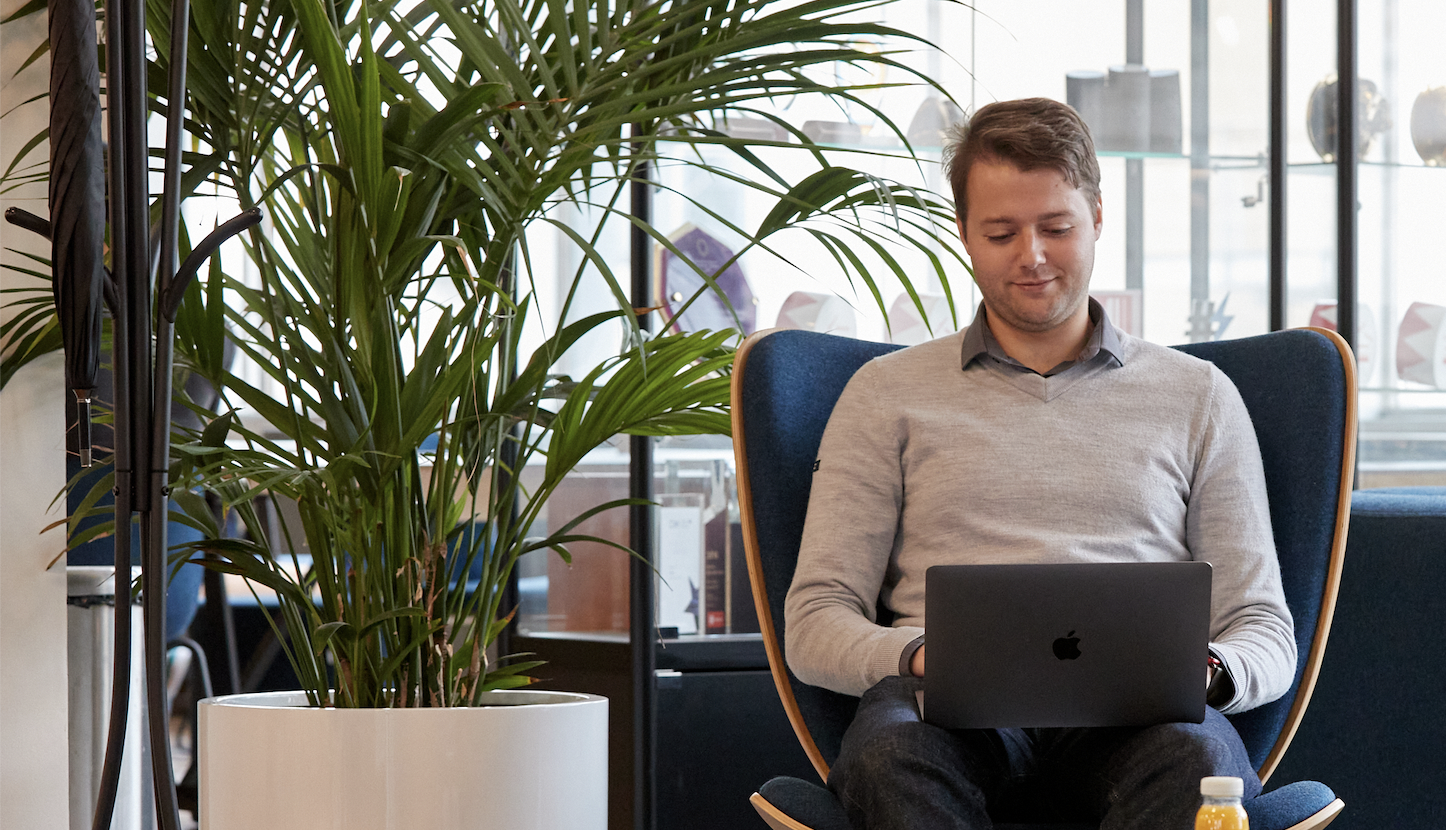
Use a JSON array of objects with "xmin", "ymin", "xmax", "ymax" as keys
[{"xmin": 943, "ymin": 97, "xmax": 1101, "ymax": 232}]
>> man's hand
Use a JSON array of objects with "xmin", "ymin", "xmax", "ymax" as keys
[{"xmin": 910, "ymin": 644, "xmax": 925, "ymax": 677}]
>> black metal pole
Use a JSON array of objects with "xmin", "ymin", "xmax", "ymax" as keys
[
  {"xmin": 1269, "ymin": 0, "xmax": 1287, "ymax": 331},
  {"xmin": 1336, "ymin": 0, "xmax": 1357, "ymax": 349},
  {"xmin": 1124, "ymin": 0, "xmax": 1144, "ymax": 293},
  {"xmin": 1189, "ymin": 0, "xmax": 1212, "ymax": 341},
  {"xmin": 118, "ymin": 0, "xmax": 167, "ymax": 810},
  {"xmin": 495, "ymin": 248, "xmax": 522, "ymax": 672},
  {"xmin": 117, "ymin": 0, "xmax": 151, "ymax": 523},
  {"xmin": 139, "ymin": 0, "xmax": 196, "ymax": 824},
  {"xmin": 1125, "ymin": 0, "xmax": 1143, "ymax": 63},
  {"xmin": 628, "ymin": 134, "xmax": 657, "ymax": 830},
  {"xmin": 89, "ymin": 0, "xmax": 138, "ymax": 825},
  {"xmin": 143, "ymin": 331, "xmax": 181, "ymax": 830}
]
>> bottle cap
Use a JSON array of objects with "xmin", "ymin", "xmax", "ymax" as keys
[{"xmin": 1200, "ymin": 776, "xmax": 1245, "ymax": 798}]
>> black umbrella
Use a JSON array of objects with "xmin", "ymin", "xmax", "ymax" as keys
[{"xmin": 48, "ymin": 0, "xmax": 105, "ymax": 467}]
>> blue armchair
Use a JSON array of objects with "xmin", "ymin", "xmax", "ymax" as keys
[{"xmin": 730, "ymin": 327, "xmax": 1356, "ymax": 830}]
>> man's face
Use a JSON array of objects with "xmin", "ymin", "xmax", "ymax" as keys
[{"xmin": 957, "ymin": 160, "xmax": 1102, "ymax": 340}]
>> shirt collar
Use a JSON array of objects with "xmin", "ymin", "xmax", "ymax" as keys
[{"xmin": 959, "ymin": 297, "xmax": 1126, "ymax": 373}]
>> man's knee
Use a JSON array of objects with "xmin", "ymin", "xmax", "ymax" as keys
[
  {"xmin": 1125, "ymin": 711, "xmax": 1258, "ymax": 795},
  {"xmin": 839, "ymin": 718, "xmax": 959, "ymax": 784},
  {"xmin": 831, "ymin": 677, "xmax": 997, "ymax": 802},
  {"xmin": 829, "ymin": 714, "xmax": 996, "ymax": 830},
  {"xmin": 839, "ymin": 684, "xmax": 946, "ymax": 779}
]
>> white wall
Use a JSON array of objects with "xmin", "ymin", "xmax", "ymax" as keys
[{"xmin": 0, "ymin": 0, "xmax": 71, "ymax": 824}]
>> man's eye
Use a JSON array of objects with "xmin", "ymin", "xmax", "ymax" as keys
[
  {"xmin": 986, "ymin": 233, "xmax": 1013, "ymax": 243},
  {"xmin": 1046, "ymin": 226, "xmax": 1073, "ymax": 236}
]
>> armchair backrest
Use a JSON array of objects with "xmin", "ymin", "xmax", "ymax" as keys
[
  {"xmin": 1174, "ymin": 330, "xmax": 1356, "ymax": 780},
  {"xmin": 732, "ymin": 326, "xmax": 1356, "ymax": 784}
]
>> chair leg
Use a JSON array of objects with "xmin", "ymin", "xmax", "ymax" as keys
[
  {"xmin": 1284, "ymin": 798, "xmax": 1344, "ymax": 830},
  {"xmin": 750, "ymin": 792, "xmax": 820, "ymax": 830}
]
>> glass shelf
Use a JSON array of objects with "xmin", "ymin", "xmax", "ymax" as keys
[
  {"xmin": 1098, "ymin": 149, "xmax": 1188, "ymax": 160},
  {"xmin": 1288, "ymin": 159, "xmax": 1446, "ymax": 171}
]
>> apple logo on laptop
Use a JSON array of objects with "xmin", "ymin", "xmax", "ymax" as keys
[{"xmin": 1053, "ymin": 630, "xmax": 1082, "ymax": 661}]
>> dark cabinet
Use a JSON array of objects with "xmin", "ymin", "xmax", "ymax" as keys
[{"xmin": 515, "ymin": 632, "xmax": 817, "ymax": 830}]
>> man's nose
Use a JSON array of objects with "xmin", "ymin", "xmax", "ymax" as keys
[{"xmin": 1019, "ymin": 230, "xmax": 1046, "ymax": 268}]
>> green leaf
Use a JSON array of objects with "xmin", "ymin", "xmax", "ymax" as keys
[
  {"xmin": 312, "ymin": 621, "xmax": 354, "ymax": 655},
  {"xmin": 2, "ymin": 127, "xmax": 48, "ymax": 183},
  {"xmin": 198, "ymin": 410, "xmax": 235, "ymax": 451},
  {"xmin": 0, "ymin": 0, "xmax": 46, "ymax": 23},
  {"xmin": 171, "ymin": 489, "xmax": 221, "ymax": 538}
]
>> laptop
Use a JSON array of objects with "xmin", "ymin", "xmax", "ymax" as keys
[{"xmin": 920, "ymin": 561, "xmax": 1212, "ymax": 730}]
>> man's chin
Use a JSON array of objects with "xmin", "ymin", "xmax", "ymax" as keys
[{"xmin": 998, "ymin": 306, "xmax": 1078, "ymax": 334}]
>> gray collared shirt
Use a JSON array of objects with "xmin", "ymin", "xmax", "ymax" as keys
[
  {"xmin": 960, "ymin": 297, "xmax": 1125, "ymax": 377},
  {"xmin": 899, "ymin": 298, "xmax": 1125, "ymax": 674}
]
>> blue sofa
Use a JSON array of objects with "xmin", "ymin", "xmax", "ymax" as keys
[{"xmin": 1268, "ymin": 486, "xmax": 1446, "ymax": 828}]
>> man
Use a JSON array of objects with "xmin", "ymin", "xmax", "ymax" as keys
[{"xmin": 783, "ymin": 98, "xmax": 1296, "ymax": 829}]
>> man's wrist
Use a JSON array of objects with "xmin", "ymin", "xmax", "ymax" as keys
[
  {"xmin": 1206, "ymin": 650, "xmax": 1235, "ymax": 708},
  {"xmin": 900, "ymin": 635, "xmax": 926, "ymax": 677}
]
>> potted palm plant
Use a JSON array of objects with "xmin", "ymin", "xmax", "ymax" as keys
[{"xmin": 4, "ymin": 0, "xmax": 965, "ymax": 822}]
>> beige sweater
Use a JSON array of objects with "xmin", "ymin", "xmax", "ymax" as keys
[{"xmin": 784, "ymin": 327, "xmax": 1295, "ymax": 715}]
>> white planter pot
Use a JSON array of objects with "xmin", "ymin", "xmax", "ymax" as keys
[{"xmin": 199, "ymin": 689, "xmax": 607, "ymax": 830}]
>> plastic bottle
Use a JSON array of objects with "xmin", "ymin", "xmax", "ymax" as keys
[{"xmin": 1195, "ymin": 776, "xmax": 1248, "ymax": 830}]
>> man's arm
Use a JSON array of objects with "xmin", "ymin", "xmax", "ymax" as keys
[
  {"xmin": 1188, "ymin": 366, "xmax": 1297, "ymax": 713},
  {"xmin": 784, "ymin": 360, "xmax": 924, "ymax": 697}
]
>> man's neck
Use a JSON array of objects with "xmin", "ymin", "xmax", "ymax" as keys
[{"xmin": 985, "ymin": 308, "xmax": 1093, "ymax": 375}]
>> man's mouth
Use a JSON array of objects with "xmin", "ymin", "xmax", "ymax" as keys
[{"xmin": 1013, "ymin": 278, "xmax": 1054, "ymax": 290}]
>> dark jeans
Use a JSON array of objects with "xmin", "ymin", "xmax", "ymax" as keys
[{"xmin": 828, "ymin": 677, "xmax": 1260, "ymax": 830}]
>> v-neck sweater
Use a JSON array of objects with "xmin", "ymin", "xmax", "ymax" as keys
[{"xmin": 783, "ymin": 325, "xmax": 1295, "ymax": 715}]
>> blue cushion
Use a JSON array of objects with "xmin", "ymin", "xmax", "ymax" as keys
[
  {"xmin": 757, "ymin": 777, "xmax": 851, "ymax": 830},
  {"xmin": 1247, "ymin": 781, "xmax": 1338, "ymax": 829}
]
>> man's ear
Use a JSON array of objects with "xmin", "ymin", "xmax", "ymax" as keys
[
  {"xmin": 957, "ymin": 214, "xmax": 971, "ymax": 255},
  {"xmin": 1093, "ymin": 195, "xmax": 1104, "ymax": 239}
]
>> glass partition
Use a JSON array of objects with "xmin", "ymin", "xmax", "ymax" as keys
[{"xmin": 520, "ymin": 0, "xmax": 1282, "ymax": 638}]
